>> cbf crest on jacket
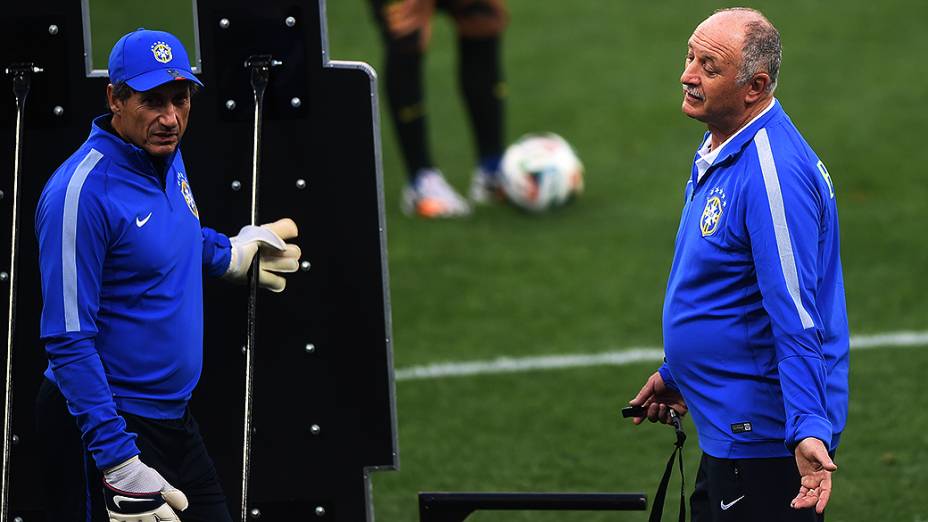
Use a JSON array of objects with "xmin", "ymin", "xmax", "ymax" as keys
[{"xmin": 658, "ymin": 99, "xmax": 849, "ymax": 459}]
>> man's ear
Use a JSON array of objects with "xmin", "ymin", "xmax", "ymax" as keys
[
  {"xmin": 106, "ymin": 84, "xmax": 120, "ymax": 114},
  {"xmin": 744, "ymin": 72, "xmax": 771, "ymax": 104}
]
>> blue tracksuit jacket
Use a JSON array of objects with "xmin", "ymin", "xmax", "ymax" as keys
[
  {"xmin": 35, "ymin": 116, "xmax": 232, "ymax": 470},
  {"xmin": 658, "ymin": 100, "xmax": 849, "ymax": 459}
]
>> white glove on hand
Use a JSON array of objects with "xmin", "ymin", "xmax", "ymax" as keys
[
  {"xmin": 102, "ymin": 456, "xmax": 188, "ymax": 521},
  {"xmin": 224, "ymin": 218, "xmax": 301, "ymax": 292}
]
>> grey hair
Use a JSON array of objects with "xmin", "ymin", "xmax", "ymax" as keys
[
  {"xmin": 107, "ymin": 80, "xmax": 200, "ymax": 110},
  {"xmin": 111, "ymin": 81, "xmax": 136, "ymax": 102},
  {"xmin": 714, "ymin": 7, "xmax": 781, "ymax": 93}
]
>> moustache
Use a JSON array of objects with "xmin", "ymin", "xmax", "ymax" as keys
[{"xmin": 683, "ymin": 85, "xmax": 704, "ymax": 100}]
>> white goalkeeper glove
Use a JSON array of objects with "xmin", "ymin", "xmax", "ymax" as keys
[
  {"xmin": 102, "ymin": 456, "xmax": 188, "ymax": 521},
  {"xmin": 224, "ymin": 218, "xmax": 301, "ymax": 292}
]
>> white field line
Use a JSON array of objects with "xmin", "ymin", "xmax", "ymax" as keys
[{"xmin": 394, "ymin": 330, "xmax": 928, "ymax": 382}]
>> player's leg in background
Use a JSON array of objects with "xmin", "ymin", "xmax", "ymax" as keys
[
  {"xmin": 370, "ymin": 0, "xmax": 472, "ymax": 218},
  {"xmin": 450, "ymin": 0, "xmax": 509, "ymax": 203},
  {"xmin": 369, "ymin": 0, "xmax": 435, "ymax": 181}
]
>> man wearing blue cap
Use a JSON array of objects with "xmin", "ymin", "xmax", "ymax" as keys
[{"xmin": 34, "ymin": 29, "xmax": 300, "ymax": 521}]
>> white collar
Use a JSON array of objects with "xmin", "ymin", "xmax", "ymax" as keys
[{"xmin": 695, "ymin": 98, "xmax": 776, "ymax": 182}]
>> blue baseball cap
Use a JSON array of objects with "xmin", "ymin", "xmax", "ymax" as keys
[{"xmin": 108, "ymin": 28, "xmax": 204, "ymax": 91}]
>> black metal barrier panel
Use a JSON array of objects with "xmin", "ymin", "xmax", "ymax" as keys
[
  {"xmin": 419, "ymin": 492, "xmax": 649, "ymax": 522},
  {"xmin": 0, "ymin": 1, "xmax": 397, "ymax": 520}
]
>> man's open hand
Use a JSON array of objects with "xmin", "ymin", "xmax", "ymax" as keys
[{"xmin": 791, "ymin": 437, "xmax": 837, "ymax": 514}]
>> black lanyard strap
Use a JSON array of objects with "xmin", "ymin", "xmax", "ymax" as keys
[{"xmin": 648, "ymin": 410, "xmax": 687, "ymax": 522}]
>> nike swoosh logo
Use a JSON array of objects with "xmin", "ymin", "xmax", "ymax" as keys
[
  {"xmin": 113, "ymin": 495, "xmax": 154, "ymax": 509},
  {"xmin": 136, "ymin": 212, "xmax": 153, "ymax": 227},
  {"xmin": 720, "ymin": 495, "xmax": 745, "ymax": 511}
]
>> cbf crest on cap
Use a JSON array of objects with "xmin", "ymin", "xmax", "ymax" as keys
[
  {"xmin": 151, "ymin": 41, "xmax": 173, "ymax": 63},
  {"xmin": 108, "ymin": 29, "xmax": 204, "ymax": 92}
]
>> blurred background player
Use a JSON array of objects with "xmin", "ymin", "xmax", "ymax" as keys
[{"xmin": 369, "ymin": 0, "xmax": 508, "ymax": 218}]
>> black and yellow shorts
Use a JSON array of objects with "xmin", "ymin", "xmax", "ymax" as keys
[{"xmin": 370, "ymin": 0, "xmax": 508, "ymax": 49}]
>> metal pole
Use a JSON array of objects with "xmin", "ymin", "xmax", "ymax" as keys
[
  {"xmin": 240, "ymin": 55, "xmax": 279, "ymax": 522},
  {"xmin": 1, "ymin": 62, "xmax": 41, "ymax": 522}
]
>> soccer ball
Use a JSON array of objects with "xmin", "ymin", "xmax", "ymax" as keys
[{"xmin": 500, "ymin": 133, "xmax": 584, "ymax": 212}]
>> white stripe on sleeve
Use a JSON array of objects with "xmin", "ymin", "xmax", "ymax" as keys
[
  {"xmin": 753, "ymin": 129, "xmax": 815, "ymax": 330},
  {"xmin": 62, "ymin": 148, "xmax": 104, "ymax": 332}
]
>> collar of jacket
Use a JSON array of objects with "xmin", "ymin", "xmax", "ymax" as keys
[{"xmin": 692, "ymin": 98, "xmax": 785, "ymax": 184}]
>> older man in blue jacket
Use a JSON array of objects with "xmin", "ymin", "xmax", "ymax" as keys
[
  {"xmin": 35, "ymin": 29, "xmax": 301, "ymax": 521},
  {"xmin": 628, "ymin": 8, "xmax": 849, "ymax": 522}
]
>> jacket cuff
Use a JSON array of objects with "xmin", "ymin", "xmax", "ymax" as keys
[
  {"xmin": 203, "ymin": 230, "xmax": 232, "ymax": 278},
  {"xmin": 658, "ymin": 364, "xmax": 679, "ymax": 392},
  {"xmin": 786, "ymin": 414, "xmax": 832, "ymax": 453}
]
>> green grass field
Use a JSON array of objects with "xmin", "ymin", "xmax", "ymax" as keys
[
  {"xmin": 86, "ymin": 0, "xmax": 928, "ymax": 519},
  {"xmin": 321, "ymin": 1, "xmax": 928, "ymax": 520}
]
